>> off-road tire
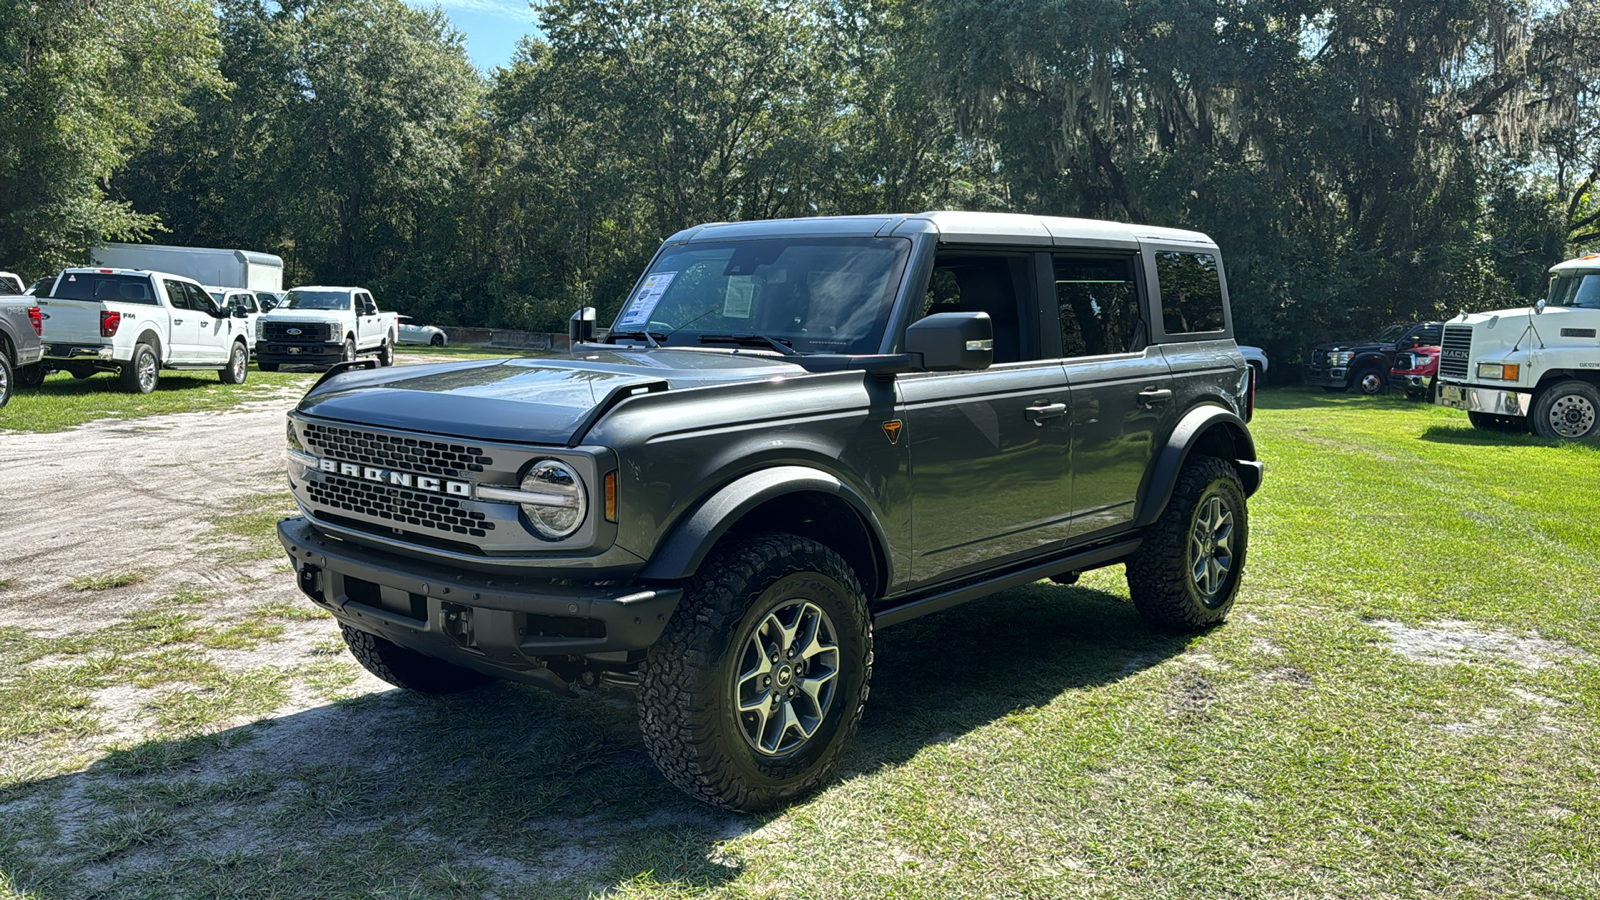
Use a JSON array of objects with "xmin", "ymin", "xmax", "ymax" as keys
[
  {"xmin": 120, "ymin": 342, "xmax": 159, "ymax": 394},
  {"xmin": 1530, "ymin": 379, "xmax": 1600, "ymax": 441},
  {"xmin": 638, "ymin": 532, "xmax": 872, "ymax": 812},
  {"xmin": 1467, "ymin": 411, "xmax": 1527, "ymax": 432},
  {"xmin": 377, "ymin": 338, "xmax": 394, "ymax": 367},
  {"xmin": 1355, "ymin": 366, "xmax": 1387, "ymax": 395},
  {"xmin": 259, "ymin": 361, "xmax": 280, "ymax": 372},
  {"xmin": 1126, "ymin": 455, "xmax": 1248, "ymax": 632},
  {"xmin": 339, "ymin": 624, "xmax": 493, "ymax": 694},
  {"xmin": 218, "ymin": 340, "xmax": 249, "ymax": 384},
  {"xmin": 0, "ymin": 352, "xmax": 11, "ymax": 410},
  {"xmin": 429, "ymin": 333, "xmax": 445, "ymax": 347}
]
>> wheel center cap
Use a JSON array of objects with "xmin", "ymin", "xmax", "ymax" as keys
[{"xmin": 775, "ymin": 664, "xmax": 794, "ymax": 687}]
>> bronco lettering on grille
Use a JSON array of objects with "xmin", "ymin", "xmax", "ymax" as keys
[{"xmin": 317, "ymin": 457, "xmax": 471, "ymax": 497}]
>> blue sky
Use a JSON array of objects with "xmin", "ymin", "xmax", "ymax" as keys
[{"xmin": 410, "ymin": 0, "xmax": 541, "ymax": 72}]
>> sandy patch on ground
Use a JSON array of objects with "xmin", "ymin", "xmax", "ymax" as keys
[{"xmin": 1368, "ymin": 619, "xmax": 1592, "ymax": 671}]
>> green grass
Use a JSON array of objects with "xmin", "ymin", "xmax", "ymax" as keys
[
  {"xmin": 67, "ymin": 571, "xmax": 148, "ymax": 592},
  {"xmin": 0, "ymin": 368, "xmax": 316, "ymax": 433},
  {"xmin": 1, "ymin": 387, "xmax": 1597, "ymax": 898}
]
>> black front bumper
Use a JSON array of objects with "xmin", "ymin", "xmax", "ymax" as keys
[
  {"xmin": 256, "ymin": 341, "xmax": 344, "ymax": 366},
  {"xmin": 1301, "ymin": 363, "xmax": 1349, "ymax": 389},
  {"xmin": 278, "ymin": 516, "xmax": 681, "ymax": 688}
]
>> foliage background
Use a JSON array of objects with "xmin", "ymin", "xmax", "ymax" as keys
[{"xmin": 3, "ymin": 0, "xmax": 1600, "ymax": 367}]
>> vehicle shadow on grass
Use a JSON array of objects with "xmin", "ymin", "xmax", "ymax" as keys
[
  {"xmin": 32, "ymin": 371, "xmax": 226, "ymax": 396},
  {"xmin": 0, "ymin": 584, "xmax": 1186, "ymax": 899}
]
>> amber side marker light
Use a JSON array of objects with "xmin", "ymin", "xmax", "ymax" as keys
[{"xmin": 604, "ymin": 472, "xmax": 617, "ymax": 522}]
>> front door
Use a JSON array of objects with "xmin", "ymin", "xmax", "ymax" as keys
[
  {"xmin": 900, "ymin": 251, "xmax": 1073, "ymax": 588},
  {"xmin": 163, "ymin": 279, "xmax": 204, "ymax": 362}
]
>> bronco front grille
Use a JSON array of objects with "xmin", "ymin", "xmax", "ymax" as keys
[
  {"xmin": 264, "ymin": 321, "xmax": 331, "ymax": 342},
  {"xmin": 303, "ymin": 424, "xmax": 492, "ymax": 478},
  {"xmin": 1439, "ymin": 325, "xmax": 1472, "ymax": 379},
  {"xmin": 306, "ymin": 472, "xmax": 496, "ymax": 538}
]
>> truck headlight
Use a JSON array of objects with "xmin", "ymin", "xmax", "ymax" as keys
[
  {"xmin": 518, "ymin": 460, "xmax": 586, "ymax": 539},
  {"xmin": 256, "ymin": 319, "xmax": 265, "ymax": 339},
  {"xmin": 1477, "ymin": 362, "xmax": 1520, "ymax": 381},
  {"xmin": 1331, "ymin": 351, "xmax": 1354, "ymax": 366}
]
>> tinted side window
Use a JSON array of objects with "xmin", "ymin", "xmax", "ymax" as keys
[
  {"xmin": 163, "ymin": 280, "xmax": 192, "ymax": 310},
  {"xmin": 1155, "ymin": 251, "xmax": 1225, "ymax": 335},
  {"xmin": 922, "ymin": 253, "xmax": 1033, "ymax": 363},
  {"xmin": 185, "ymin": 283, "xmax": 216, "ymax": 313},
  {"xmin": 1054, "ymin": 254, "xmax": 1141, "ymax": 357},
  {"xmin": 1414, "ymin": 324, "xmax": 1442, "ymax": 345}
]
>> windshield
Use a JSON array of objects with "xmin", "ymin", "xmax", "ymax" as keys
[
  {"xmin": 1546, "ymin": 272, "xmax": 1600, "ymax": 309},
  {"xmin": 281, "ymin": 289, "xmax": 351, "ymax": 311},
  {"xmin": 610, "ymin": 237, "xmax": 911, "ymax": 354},
  {"xmin": 1368, "ymin": 324, "xmax": 1409, "ymax": 343}
]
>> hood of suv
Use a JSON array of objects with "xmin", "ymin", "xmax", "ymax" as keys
[{"xmin": 296, "ymin": 349, "xmax": 809, "ymax": 444}]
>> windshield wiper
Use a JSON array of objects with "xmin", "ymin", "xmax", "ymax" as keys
[
  {"xmin": 608, "ymin": 329, "xmax": 663, "ymax": 349},
  {"xmin": 698, "ymin": 333, "xmax": 799, "ymax": 356}
]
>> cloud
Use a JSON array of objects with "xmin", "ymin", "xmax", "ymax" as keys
[{"xmin": 419, "ymin": 0, "xmax": 537, "ymax": 22}]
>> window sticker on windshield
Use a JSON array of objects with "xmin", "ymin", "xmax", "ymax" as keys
[
  {"xmin": 616, "ymin": 272, "xmax": 677, "ymax": 330},
  {"xmin": 723, "ymin": 276, "xmax": 754, "ymax": 319}
]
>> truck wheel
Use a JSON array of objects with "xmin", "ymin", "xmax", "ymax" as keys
[
  {"xmin": 339, "ymin": 624, "xmax": 492, "ymax": 693},
  {"xmin": 1126, "ymin": 455, "xmax": 1248, "ymax": 632},
  {"xmin": 1356, "ymin": 366, "xmax": 1387, "ymax": 395},
  {"xmin": 0, "ymin": 353, "xmax": 11, "ymax": 410},
  {"xmin": 1467, "ymin": 411, "xmax": 1527, "ymax": 432},
  {"xmin": 1531, "ymin": 380, "xmax": 1600, "ymax": 440},
  {"xmin": 341, "ymin": 338, "xmax": 356, "ymax": 363},
  {"xmin": 259, "ymin": 361, "xmax": 279, "ymax": 372},
  {"xmin": 377, "ymin": 339, "xmax": 394, "ymax": 367},
  {"xmin": 120, "ymin": 342, "xmax": 159, "ymax": 394},
  {"xmin": 218, "ymin": 341, "xmax": 249, "ymax": 384},
  {"xmin": 639, "ymin": 532, "xmax": 872, "ymax": 812}
]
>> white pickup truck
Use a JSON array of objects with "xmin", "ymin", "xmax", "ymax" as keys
[
  {"xmin": 36, "ymin": 268, "xmax": 252, "ymax": 393},
  {"xmin": 254, "ymin": 286, "xmax": 398, "ymax": 371}
]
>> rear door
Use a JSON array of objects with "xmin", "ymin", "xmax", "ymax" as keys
[
  {"xmin": 899, "ymin": 249, "xmax": 1075, "ymax": 588},
  {"xmin": 187, "ymin": 283, "xmax": 231, "ymax": 363},
  {"xmin": 162, "ymin": 278, "xmax": 204, "ymax": 362},
  {"xmin": 1049, "ymin": 250, "xmax": 1175, "ymax": 539}
]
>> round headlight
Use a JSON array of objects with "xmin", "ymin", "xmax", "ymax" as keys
[{"xmin": 520, "ymin": 460, "xmax": 587, "ymax": 539}]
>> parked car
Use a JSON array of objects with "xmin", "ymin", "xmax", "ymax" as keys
[
  {"xmin": 1239, "ymin": 345, "xmax": 1268, "ymax": 381},
  {"xmin": 1390, "ymin": 346, "xmax": 1440, "ymax": 400},
  {"xmin": 254, "ymin": 286, "xmax": 398, "ymax": 371},
  {"xmin": 274, "ymin": 210, "xmax": 1262, "ymax": 811},
  {"xmin": 35, "ymin": 268, "xmax": 252, "ymax": 392},
  {"xmin": 207, "ymin": 286, "xmax": 266, "ymax": 339},
  {"xmin": 1303, "ymin": 322, "xmax": 1443, "ymax": 395},
  {"xmin": 0, "ymin": 293, "xmax": 45, "ymax": 408},
  {"xmin": 396, "ymin": 315, "xmax": 448, "ymax": 346}
]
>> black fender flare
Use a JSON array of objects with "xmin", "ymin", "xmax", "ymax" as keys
[
  {"xmin": 1135, "ymin": 405, "xmax": 1261, "ymax": 527},
  {"xmin": 1351, "ymin": 352, "xmax": 1391, "ymax": 375},
  {"xmin": 639, "ymin": 465, "xmax": 891, "ymax": 588}
]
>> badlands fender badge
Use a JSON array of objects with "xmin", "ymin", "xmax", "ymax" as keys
[{"xmin": 881, "ymin": 420, "xmax": 903, "ymax": 444}]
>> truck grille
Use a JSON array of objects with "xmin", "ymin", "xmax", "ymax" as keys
[
  {"xmin": 305, "ymin": 472, "xmax": 495, "ymax": 538},
  {"xmin": 303, "ymin": 423, "xmax": 493, "ymax": 478},
  {"xmin": 1394, "ymin": 352, "xmax": 1414, "ymax": 371},
  {"xmin": 1439, "ymin": 325, "xmax": 1472, "ymax": 379},
  {"xmin": 264, "ymin": 321, "xmax": 332, "ymax": 342}
]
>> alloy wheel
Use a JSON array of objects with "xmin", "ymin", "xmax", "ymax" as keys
[
  {"xmin": 732, "ymin": 599, "xmax": 840, "ymax": 757},
  {"xmin": 138, "ymin": 352, "xmax": 157, "ymax": 392},
  {"xmin": 1189, "ymin": 494, "xmax": 1235, "ymax": 606}
]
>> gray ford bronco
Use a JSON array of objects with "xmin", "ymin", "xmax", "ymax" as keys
[{"xmin": 277, "ymin": 211, "xmax": 1262, "ymax": 811}]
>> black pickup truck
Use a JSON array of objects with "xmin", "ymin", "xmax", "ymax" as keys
[
  {"xmin": 1302, "ymin": 322, "xmax": 1443, "ymax": 394},
  {"xmin": 276, "ymin": 211, "xmax": 1263, "ymax": 811}
]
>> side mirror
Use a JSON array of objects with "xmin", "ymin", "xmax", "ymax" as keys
[
  {"xmin": 1536, "ymin": 299, "xmax": 1546, "ymax": 315},
  {"xmin": 232, "ymin": 307, "xmax": 248, "ymax": 319},
  {"xmin": 569, "ymin": 306, "xmax": 597, "ymax": 344},
  {"xmin": 906, "ymin": 312, "xmax": 993, "ymax": 371}
]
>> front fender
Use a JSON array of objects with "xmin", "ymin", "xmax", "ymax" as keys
[
  {"xmin": 1136, "ymin": 405, "xmax": 1261, "ymax": 527},
  {"xmin": 639, "ymin": 465, "xmax": 890, "ymax": 584}
]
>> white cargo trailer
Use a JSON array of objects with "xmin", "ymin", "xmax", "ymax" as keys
[{"xmin": 91, "ymin": 243, "xmax": 284, "ymax": 292}]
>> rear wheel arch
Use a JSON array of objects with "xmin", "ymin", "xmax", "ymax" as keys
[
  {"xmin": 1137, "ymin": 406, "xmax": 1258, "ymax": 528},
  {"xmin": 137, "ymin": 330, "xmax": 163, "ymax": 361},
  {"xmin": 0, "ymin": 331, "xmax": 14, "ymax": 365},
  {"xmin": 640, "ymin": 467, "xmax": 890, "ymax": 598}
]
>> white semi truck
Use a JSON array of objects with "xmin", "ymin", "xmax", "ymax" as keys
[
  {"xmin": 1435, "ymin": 254, "xmax": 1600, "ymax": 439},
  {"xmin": 91, "ymin": 243, "xmax": 284, "ymax": 293}
]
